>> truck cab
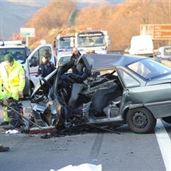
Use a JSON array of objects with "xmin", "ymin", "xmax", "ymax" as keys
[
  {"xmin": 0, "ymin": 40, "xmax": 56, "ymax": 97},
  {"xmin": 56, "ymin": 34, "xmax": 75, "ymax": 58}
]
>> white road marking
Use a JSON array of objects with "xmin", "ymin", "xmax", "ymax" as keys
[{"xmin": 155, "ymin": 119, "xmax": 171, "ymax": 171}]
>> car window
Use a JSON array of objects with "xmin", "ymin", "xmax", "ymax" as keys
[
  {"xmin": 58, "ymin": 37, "xmax": 72, "ymax": 49},
  {"xmin": 59, "ymin": 56, "xmax": 70, "ymax": 63},
  {"xmin": 118, "ymin": 69, "xmax": 140, "ymax": 87},
  {"xmin": 30, "ymin": 46, "xmax": 51, "ymax": 67},
  {"xmin": 128, "ymin": 59, "xmax": 171, "ymax": 80},
  {"xmin": 164, "ymin": 47, "xmax": 171, "ymax": 56},
  {"xmin": 156, "ymin": 51, "xmax": 161, "ymax": 55}
]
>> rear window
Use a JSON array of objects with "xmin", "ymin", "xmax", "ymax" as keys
[{"xmin": 128, "ymin": 59, "xmax": 171, "ymax": 80}]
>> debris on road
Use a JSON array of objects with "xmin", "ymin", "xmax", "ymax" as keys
[{"xmin": 50, "ymin": 163, "xmax": 102, "ymax": 171}]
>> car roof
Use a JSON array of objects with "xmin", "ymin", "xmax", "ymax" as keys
[
  {"xmin": 0, "ymin": 45, "xmax": 26, "ymax": 49},
  {"xmin": 158, "ymin": 46, "xmax": 171, "ymax": 50},
  {"xmin": 58, "ymin": 54, "xmax": 71, "ymax": 58},
  {"xmin": 81, "ymin": 53, "xmax": 146, "ymax": 71}
]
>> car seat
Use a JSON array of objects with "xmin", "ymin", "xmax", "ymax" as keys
[{"xmin": 89, "ymin": 84, "xmax": 118, "ymax": 116}]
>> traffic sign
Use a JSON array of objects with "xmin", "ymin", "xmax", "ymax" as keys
[
  {"xmin": 153, "ymin": 25, "xmax": 171, "ymax": 40},
  {"xmin": 20, "ymin": 27, "xmax": 35, "ymax": 37},
  {"xmin": 140, "ymin": 24, "xmax": 171, "ymax": 40}
]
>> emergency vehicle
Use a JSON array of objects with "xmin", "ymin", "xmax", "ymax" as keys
[
  {"xmin": 56, "ymin": 34, "xmax": 75, "ymax": 57},
  {"xmin": 0, "ymin": 40, "xmax": 56, "ymax": 97}
]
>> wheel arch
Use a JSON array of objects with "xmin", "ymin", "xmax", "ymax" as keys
[{"xmin": 126, "ymin": 106, "xmax": 157, "ymax": 134}]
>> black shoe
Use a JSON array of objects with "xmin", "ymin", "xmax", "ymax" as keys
[
  {"xmin": 0, "ymin": 121, "xmax": 9, "ymax": 126},
  {"xmin": 3, "ymin": 123, "xmax": 15, "ymax": 130},
  {"xmin": 0, "ymin": 146, "xmax": 10, "ymax": 152}
]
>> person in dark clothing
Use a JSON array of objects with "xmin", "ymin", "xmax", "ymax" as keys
[
  {"xmin": 71, "ymin": 47, "xmax": 81, "ymax": 61},
  {"xmin": 67, "ymin": 56, "xmax": 91, "ymax": 118},
  {"xmin": 45, "ymin": 49, "xmax": 52, "ymax": 59},
  {"xmin": 70, "ymin": 48, "xmax": 81, "ymax": 73},
  {"xmin": 37, "ymin": 53, "xmax": 56, "ymax": 78}
]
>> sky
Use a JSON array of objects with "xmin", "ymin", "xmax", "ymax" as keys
[{"xmin": 0, "ymin": 0, "xmax": 125, "ymax": 39}]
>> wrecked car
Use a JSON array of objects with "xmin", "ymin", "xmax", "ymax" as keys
[{"xmin": 29, "ymin": 53, "xmax": 171, "ymax": 134}]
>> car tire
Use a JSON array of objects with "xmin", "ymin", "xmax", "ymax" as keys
[
  {"xmin": 126, "ymin": 107, "xmax": 156, "ymax": 134},
  {"xmin": 162, "ymin": 116, "xmax": 171, "ymax": 124}
]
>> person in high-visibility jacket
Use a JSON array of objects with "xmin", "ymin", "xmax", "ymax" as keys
[{"xmin": 0, "ymin": 53, "xmax": 25, "ymax": 128}]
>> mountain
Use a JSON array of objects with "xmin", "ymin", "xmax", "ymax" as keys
[{"xmin": 0, "ymin": 0, "xmax": 125, "ymax": 40}]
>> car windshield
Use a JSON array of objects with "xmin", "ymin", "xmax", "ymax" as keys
[
  {"xmin": 164, "ymin": 47, "xmax": 171, "ymax": 56},
  {"xmin": 58, "ymin": 37, "xmax": 74, "ymax": 49},
  {"xmin": 128, "ymin": 58, "xmax": 171, "ymax": 80},
  {"xmin": 77, "ymin": 32, "xmax": 105, "ymax": 47},
  {"xmin": 0, "ymin": 48, "xmax": 27, "ymax": 64}
]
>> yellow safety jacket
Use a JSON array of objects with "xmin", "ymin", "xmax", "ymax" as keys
[
  {"xmin": 0, "ymin": 76, "xmax": 4, "ymax": 99},
  {"xmin": 0, "ymin": 60, "xmax": 25, "ymax": 100}
]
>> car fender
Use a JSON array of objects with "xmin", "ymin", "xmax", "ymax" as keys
[{"xmin": 129, "ymin": 103, "xmax": 144, "ymax": 109}]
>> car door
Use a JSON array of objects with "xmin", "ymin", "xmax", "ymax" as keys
[
  {"xmin": 27, "ymin": 44, "xmax": 54, "ymax": 87},
  {"xmin": 117, "ymin": 68, "xmax": 141, "ymax": 116},
  {"xmin": 118, "ymin": 68, "xmax": 171, "ymax": 118}
]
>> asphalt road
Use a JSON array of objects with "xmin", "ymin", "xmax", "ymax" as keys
[{"xmin": 0, "ymin": 100, "xmax": 171, "ymax": 171}]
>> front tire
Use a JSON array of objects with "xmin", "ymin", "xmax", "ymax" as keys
[{"xmin": 126, "ymin": 107, "xmax": 156, "ymax": 134}]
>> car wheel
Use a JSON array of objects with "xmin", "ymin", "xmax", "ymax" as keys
[
  {"xmin": 126, "ymin": 107, "xmax": 156, "ymax": 134},
  {"xmin": 162, "ymin": 116, "xmax": 171, "ymax": 124}
]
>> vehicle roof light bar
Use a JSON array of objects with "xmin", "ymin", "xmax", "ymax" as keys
[{"xmin": 0, "ymin": 40, "xmax": 26, "ymax": 46}]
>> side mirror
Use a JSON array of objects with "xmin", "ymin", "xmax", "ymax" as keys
[
  {"xmin": 29, "ymin": 56, "xmax": 38, "ymax": 67},
  {"xmin": 70, "ymin": 37, "xmax": 74, "ymax": 47},
  {"xmin": 105, "ymin": 36, "xmax": 110, "ymax": 47}
]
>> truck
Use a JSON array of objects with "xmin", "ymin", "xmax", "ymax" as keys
[
  {"xmin": 129, "ymin": 35, "xmax": 154, "ymax": 57},
  {"xmin": 0, "ymin": 40, "xmax": 56, "ymax": 97},
  {"xmin": 55, "ymin": 34, "xmax": 75, "ymax": 57},
  {"xmin": 73, "ymin": 29, "xmax": 110, "ymax": 54}
]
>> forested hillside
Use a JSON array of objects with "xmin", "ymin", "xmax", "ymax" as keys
[{"xmin": 25, "ymin": 0, "xmax": 171, "ymax": 50}]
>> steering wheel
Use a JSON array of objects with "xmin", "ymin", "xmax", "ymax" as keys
[{"xmin": 37, "ymin": 77, "xmax": 52, "ymax": 98}]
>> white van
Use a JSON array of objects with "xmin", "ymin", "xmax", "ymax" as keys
[
  {"xmin": 0, "ymin": 41, "xmax": 56, "ymax": 97},
  {"xmin": 129, "ymin": 35, "xmax": 153, "ymax": 57}
]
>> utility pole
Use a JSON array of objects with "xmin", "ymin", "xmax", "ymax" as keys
[
  {"xmin": 169, "ymin": 0, "xmax": 171, "ymax": 44},
  {"xmin": 26, "ymin": 36, "xmax": 29, "ymax": 47},
  {"xmin": 0, "ymin": 0, "xmax": 4, "ymax": 40}
]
